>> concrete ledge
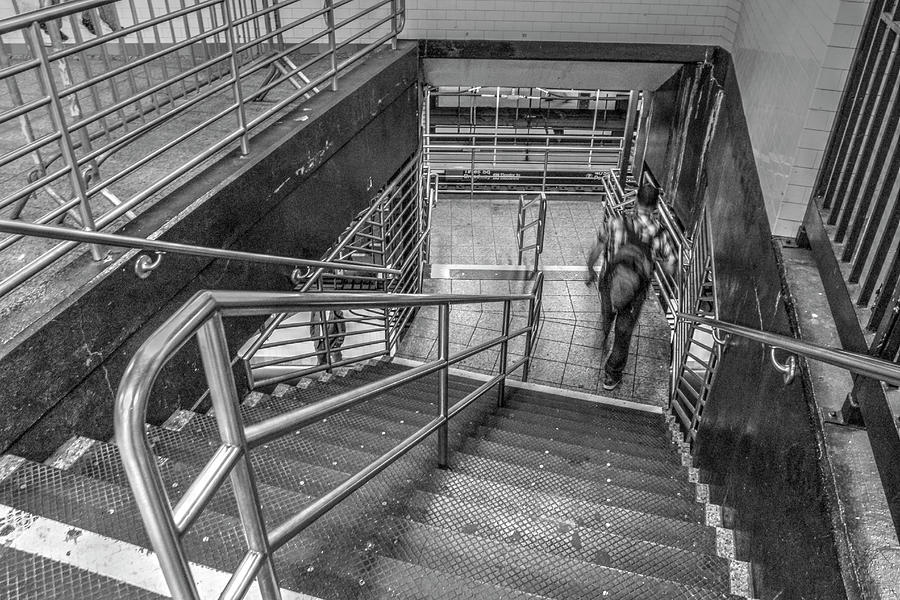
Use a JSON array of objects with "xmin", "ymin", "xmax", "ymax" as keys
[{"xmin": 781, "ymin": 246, "xmax": 900, "ymax": 600}]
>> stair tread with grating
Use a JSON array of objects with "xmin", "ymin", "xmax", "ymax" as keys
[
  {"xmin": 384, "ymin": 516, "xmax": 740, "ymax": 600},
  {"xmin": 361, "ymin": 554, "xmax": 555, "ymax": 600},
  {"xmin": 67, "ymin": 438, "xmax": 318, "ymax": 528},
  {"xmin": 474, "ymin": 425, "xmax": 686, "ymax": 479},
  {"xmin": 446, "ymin": 452, "xmax": 703, "ymax": 522},
  {"xmin": 458, "ymin": 436, "xmax": 695, "ymax": 498},
  {"xmin": 0, "ymin": 546, "xmax": 170, "ymax": 600},
  {"xmin": 501, "ymin": 385, "xmax": 665, "ymax": 424},
  {"xmin": 492, "ymin": 408, "xmax": 672, "ymax": 449},
  {"xmin": 499, "ymin": 396, "xmax": 666, "ymax": 436},
  {"xmin": 402, "ymin": 490, "xmax": 731, "ymax": 593},
  {"xmin": 0, "ymin": 458, "xmax": 264, "ymax": 575},
  {"xmin": 420, "ymin": 467, "xmax": 717, "ymax": 554},
  {"xmin": 481, "ymin": 414, "xmax": 678, "ymax": 463},
  {"xmin": 177, "ymin": 404, "xmax": 695, "ymax": 521}
]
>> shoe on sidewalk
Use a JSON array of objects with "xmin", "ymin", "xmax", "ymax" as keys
[{"xmin": 602, "ymin": 372, "xmax": 622, "ymax": 391}]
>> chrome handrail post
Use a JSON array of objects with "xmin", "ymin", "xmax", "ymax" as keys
[
  {"xmin": 390, "ymin": 0, "xmax": 399, "ymax": 50},
  {"xmin": 197, "ymin": 313, "xmax": 281, "ymax": 600},
  {"xmin": 437, "ymin": 302, "xmax": 450, "ymax": 468},
  {"xmin": 497, "ymin": 299, "xmax": 510, "ymax": 407},
  {"xmin": 222, "ymin": 0, "xmax": 250, "ymax": 156},
  {"xmin": 324, "ymin": 0, "xmax": 338, "ymax": 91},
  {"xmin": 28, "ymin": 22, "xmax": 104, "ymax": 261}
]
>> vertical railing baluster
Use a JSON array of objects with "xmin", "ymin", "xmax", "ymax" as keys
[
  {"xmin": 324, "ymin": 0, "xmax": 338, "ymax": 91},
  {"xmin": 222, "ymin": 0, "xmax": 250, "ymax": 155},
  {"xmin": 437, "ymin": 303, "xmax": 450, "ymax": 468},
  {"xmin": 29, "ymin": 22, "xmax": 104, "ymax": 261},
  {"xmin": 498, "ymin": 299, "xmax": 510, "ymax": 407},
  {"xmin": 390, "ymin": 0, "xmax": 399, "ymax": 50},
  {"xmin": 196, "ymin": 314, "xmax": 281, "ymax": 600}
]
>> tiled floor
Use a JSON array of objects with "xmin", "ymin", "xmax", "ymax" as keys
[{"xmin": 398, "ymin": 196, "xmax": 672, "ymax": 408}]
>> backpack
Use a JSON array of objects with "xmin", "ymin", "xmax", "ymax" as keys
[{"xmin": 606, "ymin": 217, "xmax": 653, "ymax": 312}]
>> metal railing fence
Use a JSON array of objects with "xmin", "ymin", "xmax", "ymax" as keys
[
  {"xmin": 0, "ymin": 0, "xmax": 405, "ymax": 299},
  {"xmin": 515, "ymin": 191, "xmax": 547, "ymax": 274},
  {"xmin": 115, "ymin": 287, "xmax": 541, "ymax": 600},
  {"xmin": 424, "ymin": 86, "xmax": 625, "ymax": 196},
  {"xmin": 240, "ymin": 153, "xmax": 430, "ymax": 389}
]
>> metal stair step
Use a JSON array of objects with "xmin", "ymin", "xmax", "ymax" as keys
[
  {"xmin": 0, "ymin": 547, "xmax": 168, "ymax": 600},
  {"xmin": 481, "ymin": 414, "xmax": 679, "ymax": 463},
  {"xmin": 0, "ymin": 458, "xmax": 257, "ymax": 575},
  {"xmin": 458, "ymin": 436, "xmax": 695, "ymax": 498},
  {"xmin": 473, "ymin": 425, "xmax": 687, "ymax": 480},
  {"xmin": 447, "ymin": 452, "xmax": 703, "ymax": 523},
  {"xmin": 492, "ymin": 408, "xmax": 672, "ymax": 449},
  {"xmin": 67, "ymin": 439, "xmax": 317, "ymax": 527},
  {"xmin": 500, "ymin": 396, "xmax": 666, "ymax": 436},
  {"xmin": 403, "ymin": 489, "xmax": 731, "ymax": 593},
  {"xmin": 384, "ymin": 516, "xmax": 739, "ymax": 600},
  {"xmin": 501, "ymin": 386, "xmax": 665, "ymax": 425},
  {"xmin": 419, "ymin": 468, "xmax": 716, "ymax": 553},
  {"xmin": 361, "ymin": 554, "xmax": 554, "ymax": 600}
]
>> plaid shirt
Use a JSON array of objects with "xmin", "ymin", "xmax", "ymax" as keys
[{"xmin": 595, "ymin": 211, "xmax": 677, "ymax": 277}]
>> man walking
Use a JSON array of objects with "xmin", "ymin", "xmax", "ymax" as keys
[{"xmin": 586, "ymin": 183, "xmax": 677, "ymax": 391}]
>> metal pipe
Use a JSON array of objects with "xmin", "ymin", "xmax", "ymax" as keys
[
  {"xmin": 498, "ymin": 299, "xmax": 510, "ymax": 407},
  {"xmin": 324, "ymin": 0, "xmax": 338, "ymax": 91},
  {"xmin": 0, "ymin": 219, "xmax": 401, "ymax": 275},
  {"xmin": 268, "ymin": 414, "xmax": 443, "ymax": 551},
  {"xmin": 222, "ymin": 0, "xmax": 250, "ymax": 155},
  {"xmin": 197, "ymin": 314, "xmax": 281, "ymax": 599},
  {"xmin": 245, "ymin": 359, "xmax": 445, "ymax": 447},
  {"xmin": 172, "ymin": 443, "xmax": 242, "ymax": 534},
  {"xmin": 676, "ymin": 312, "xmax": 900, "ymax": 386},
  {"xmin": 28, "ymin": 24, "xmax": 103, "ymax": 261},
  {"xmin": 437, "ymin": 303, "xmax": 450, "ymax": 468}
]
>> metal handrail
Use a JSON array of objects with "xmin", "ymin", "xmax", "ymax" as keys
[
  {"xmin": 0, "ymin": 0, "xmax": 406, "ymax": 301},
  {"xmin": 116, "ymin": 287, "xmax": 539, "ymax": 600},
  {"xmin": 676, "ymin": 312, "xmax": 900, "ymax": 386},
  {"xmin": 0, "ymin": 219, "xmax": 401, "ymax": 283}
]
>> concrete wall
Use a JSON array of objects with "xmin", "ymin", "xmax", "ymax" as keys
[{"xmin": 729, "ymin": 0, "xmax": 870, "ymax": 236}]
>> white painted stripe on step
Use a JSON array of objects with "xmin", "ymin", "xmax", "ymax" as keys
[
  {"xmin": 705, "ymin": 503, "xmax": 723, "ymax": 528},
  {"xmin": 389, "ymin": 357, "xmax": 663, "ymax": 414},
  {"xmin": 44, "ymin": 436, "xmax": 98, "ymax": 470},
  {"xmin": 730, "ymin": 559, "xmax": 755, "ymax": 598},
  {"xmin": 0, "ymin": 504, "xmax": 317, "ymax": 600},
  {"xmin": 716, "ymin": 527, "xmax": 736, "ymax": 559}
]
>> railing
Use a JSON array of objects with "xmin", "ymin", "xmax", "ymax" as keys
[
  {"xmin": 240, "ymin": 153, "xmax": 430, "ymax": 388},
  {"xmin": 515, "ymin": 192, "xmax": 547, "ymax": 274},
  {"xmin": 0, "ymin": 0, "xmax": 405, "ymax": 299},
  {"xmin": 423, "ymin": 86, "xmax": 625, "ymax": 196},
  {"xmin": 674, "ymin": 309, "xmax": 900, "ymax": 535},
  {"xmin": 115, "ymin": 287, "xmax": 541, "ymax": 600},
  {"xmin": 670, "ymin": 208, "xmax": 718, "ymax": 442},
  {"xmin": 813, "ymin": 0, "xmax": 900, "ymax": 334}
]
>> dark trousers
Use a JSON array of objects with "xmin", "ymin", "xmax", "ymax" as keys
[{"xmin": 599, "ymin": 276, "xmax": 647, "ymax": 378}]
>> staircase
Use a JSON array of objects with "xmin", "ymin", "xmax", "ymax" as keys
[{"xmin": 0, "ymin": 359, "xmax": 752, "ymax": 599}]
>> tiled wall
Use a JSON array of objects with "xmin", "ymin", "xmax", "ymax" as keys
[
  {"xmin": 403, "ymin": 0, "xmax": 741, "ymax": 47},
  {"xmin": 729, "ymin": 0, "xmax": 869, "ymax": 237}
]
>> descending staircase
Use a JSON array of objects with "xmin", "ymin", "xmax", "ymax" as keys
[{"xmin": 0, "ymin": 359, "xmax": 752, "ymax": 599}]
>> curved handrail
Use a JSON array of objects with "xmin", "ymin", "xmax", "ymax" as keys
[
  {"xmin": 115, "ymin": 288, "xmax": 536, "ymax": 600},
  {"xmin": 0, "ymin": 219, "xmax": 401, "ymax": 278},
  {"xmin": 677, "ymin": 312, "xmax": 900, "ymax": 386}
]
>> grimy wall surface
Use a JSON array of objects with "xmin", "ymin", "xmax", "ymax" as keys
[
  {"xmin": 0, "ymin": 43, "xmax": 419, "ymax": 460},
  {"xmin": 643, "ymin": 57, "xmax": 846, "ymax": 599}
]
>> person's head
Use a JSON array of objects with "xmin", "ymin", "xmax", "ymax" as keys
[{"xmin": 635, "ymin": 183, "xmax": 660, "ymax": 216}]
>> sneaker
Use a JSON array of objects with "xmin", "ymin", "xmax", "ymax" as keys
[{"xmin": 602, "ymin": 373, "xmax": 622, "ymax": 391}]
